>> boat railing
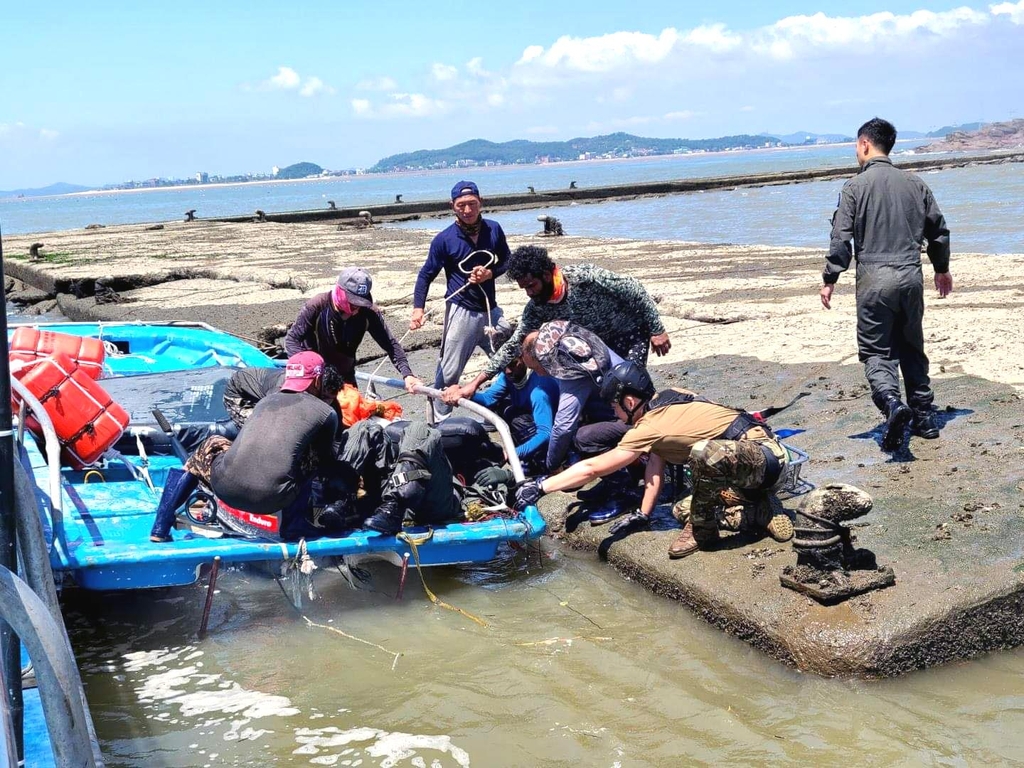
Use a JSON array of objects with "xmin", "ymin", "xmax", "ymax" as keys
[
  {"xmin": 355, "ymin": 372, "xmax": 526, "ymax": 484},
  {"xmin": 0, "ymin": 565, "xmax": 100, "ymax": 767},
  {"xmin": 8, "ymin": 378, "xmax": 66, "ymax": 560}
]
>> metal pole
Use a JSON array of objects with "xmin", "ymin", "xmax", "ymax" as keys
[
  {"xmin": 396, "ymin": 553, "xmax": 410, "ymax": 600},
  {"xmin": 198, "ymin": 556, "xmax": 221, "ymax": 639},
  {"xmin": 0, "ymin": 220, "xmax": 25, "ymax": 761}
]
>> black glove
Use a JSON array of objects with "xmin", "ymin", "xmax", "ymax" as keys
[
  {"xmin": 514, "ymin": 477, "xmax": 547, "ymax": 510},
  {"xmin": 474, "ymin": 466, "xmax": 515, "ymax": 488},
  {"xmin": 608, "ymin": 510, "xmax": 650, "ymax": 535}
]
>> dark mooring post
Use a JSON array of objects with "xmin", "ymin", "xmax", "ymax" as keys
[{"xmin": 0, "ymin": 221, "xmax": 25, "ymax": 760}]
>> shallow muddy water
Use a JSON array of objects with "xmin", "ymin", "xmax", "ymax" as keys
[{"xmin": 64, "ymin": 542, "xmax": 1024, "ymax": 766}]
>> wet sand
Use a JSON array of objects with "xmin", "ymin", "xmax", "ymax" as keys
[{"xmin": 5, "ymin": 220, "xmax": 1024, "ymax": 676}]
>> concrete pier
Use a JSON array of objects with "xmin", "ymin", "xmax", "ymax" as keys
[
  {"xmin": 200, "ymin": 151, "xmax": 1024, "ymax": 226},
  {"xmin": 5, "ymin": 221, "xmax": 1024, "ymax": 677}
]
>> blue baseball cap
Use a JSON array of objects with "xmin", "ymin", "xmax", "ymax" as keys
[{"xmin": 451, "ymin": 180, "xmax": 480, "ymax": 200}]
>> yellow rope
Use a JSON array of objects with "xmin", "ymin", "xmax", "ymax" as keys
[
  {"xmin": 83, "ymin": 470, "xmax": 105, "ymax": 483},
  {"xmin": 397, "ymin": 530, "xmax": 489, "ymax": 628}
]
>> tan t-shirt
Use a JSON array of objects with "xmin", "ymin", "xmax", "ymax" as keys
[{"xmin": 616, "ymin": 390, "xmax": 738, "ymax": 464}]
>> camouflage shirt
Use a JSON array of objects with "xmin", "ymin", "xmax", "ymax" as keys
[{"xmin": 485, "ymin": 264, "xmax": 665, "ymax": 376}]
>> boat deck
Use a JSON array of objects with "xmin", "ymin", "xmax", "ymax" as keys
[{"xmin": 24, "ymin": 437, "xmax": 544, "ymax": 591}]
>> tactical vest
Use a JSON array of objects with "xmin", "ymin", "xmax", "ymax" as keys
[{"xmin": 646, "ymin": 389, "xmax": 774, "ymax": 441}]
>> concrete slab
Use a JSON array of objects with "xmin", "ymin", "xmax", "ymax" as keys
[{"xmin": 541, "ymin": 352, "xmax": 1024, "ymax": 677}]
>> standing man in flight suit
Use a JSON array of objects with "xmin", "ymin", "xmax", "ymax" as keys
[{"xmin": 820, "ymin": 117, "xmax": 953, "ymax": 452}]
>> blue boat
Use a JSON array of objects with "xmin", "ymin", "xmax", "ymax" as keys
[{"xmin": 8, "ymin": 321, "xmax": 546, "ymax": 592}]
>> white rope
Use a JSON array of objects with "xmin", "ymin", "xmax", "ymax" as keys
[{"xmin": 361, "ymin": 249, "xmax": 499, "ymax": 396}]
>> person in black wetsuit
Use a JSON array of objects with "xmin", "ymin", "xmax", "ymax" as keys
[
  {"xmin": 150, "ymin": 351, "xmax": 348, "ymax": 542},
  {"xmin": 223, "ymin": 366, "xmax": 286, "ymax": 427},
  {"xmin": 285, "ymin": 267, "xmax": 422, "ymax": 393}
]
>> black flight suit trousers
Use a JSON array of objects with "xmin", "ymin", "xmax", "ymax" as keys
[{"xmin": 855, "ymin": 262, "xmax": 933, "ymax": 413}]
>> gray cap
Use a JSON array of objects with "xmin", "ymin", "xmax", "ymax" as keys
[{"xmin": 336, "ymin": 267, "xmax": 374, "ymax": 307}]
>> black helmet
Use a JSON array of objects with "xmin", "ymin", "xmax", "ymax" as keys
[{"xmin": 599, "ymin": 361, "xmax": 655, "ymax": 404}]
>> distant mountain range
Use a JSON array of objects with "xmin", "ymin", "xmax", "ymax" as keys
[
  {"xmin": 0, "ymin": 122, "xmax": 998, "ymax": 195},
  {"xmin": 369, "ymin": 132, "xmax": 787, "ymax": 172},
  {"xmin": 0, "ymin": 181, "xmax": 91, "ymax": 198}
]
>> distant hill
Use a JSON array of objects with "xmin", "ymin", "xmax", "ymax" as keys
[
  {"xmin": 766, "ymin": 131, "xmax": 854, "ymax": 145},
  {"xmin": 914, "ymin": 119, "xmax": 1024, "ymax": 153},
  {"xmin": 369, "ymin": 132, "xmax": 785, "ymax": 172},
  {"xmin": 927, "ymin": 121, "xmax": 987, "ymax": 138},
  {"xmin": 0, "ymin": 181, "xmax": 92, "ymax": 198},
  {"xmin": 275, "ymin": 162, "xmax": 323, "ymax": 180}
]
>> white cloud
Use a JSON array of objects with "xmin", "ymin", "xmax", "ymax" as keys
[
  {"xmin": 514, "ymin": 5, "xmax": 1001, "ymax": 80},
  {"xmin": 683, "ymin": 23, "xmax": 743, "ymax": 53},
  {"xmin": 466, "ymin": 57, "xmax": 491, "ymax": 77},
  {"xmin": 487, "ymin": 93, "xmax": 505, "ymax": 107},
  {"xmin": 432, "ymin": 63, "xmax": 458, "ymax": 81},
  {"xmin": 299, "ymin": 77, "xmax": 335, "ymax": 97},
  {"xmin": 39, "ymin": 128, "xmax": 59, "ymax": 140},
  {"xmin": 258, "ymin": 66, "xmax": 334, "ymax": 97},
  {"xmin": 752, "ymin": 8, "xmax": 989, "ymax": 59},
  {"xmin": 739, "ymin": 105, "xmax": 756, "ymax": 112},
  {"xmin": 356, "ymin": 76, "xmax": 397, "ymax": 91},
  {"xmin": 991, "ymin": 0, "xmax": 1024, "ymax": 23},
  {"xmin": 664, "ymin": 110, "xmax": 696, "ymax": 121},
  {"xmin": 351, "ymin": 93, "xmax": 448, "ymax": 119},
  {"xmin": 517, "ymin": 28, "xmax": 681, "ymax": 72},
  {"xmin": 266, "ymin": 66, "xmax": 301, "ymax": 90}
]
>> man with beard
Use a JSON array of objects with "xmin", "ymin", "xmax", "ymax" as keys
[
  {"xmin": 410, "ymin": 180, "xmax": 513, "ymax": 421},
  {"xmin": 444, "ymin": 245, "xmax": 671, "ymax": 406}
]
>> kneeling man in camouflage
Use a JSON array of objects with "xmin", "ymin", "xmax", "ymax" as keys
[{"xmin": 514, "ymin": 361, "xmax": 793, "ymax": 558}]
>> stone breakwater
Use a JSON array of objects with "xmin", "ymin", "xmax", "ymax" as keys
[{"xmin": 5, "ymin": 221, "xmax": 1024, "ymax": 676}]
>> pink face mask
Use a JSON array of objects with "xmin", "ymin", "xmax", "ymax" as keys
[{"xmin": 332, "ymin": 285, "xmax": 354, "ymax": 314}]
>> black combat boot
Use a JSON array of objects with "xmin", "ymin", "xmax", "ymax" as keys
[
  {"xmin": 364, "ymin": 498, "xmax": 405, "ymax": 535},
  {"xmin": 912, "ymin": 408, "xmax": 940, "ymax": 439},
  {"xmin": 364, "ymin": 467, "xmax": 429, "ymax": 535},
  {"xmin": 880, "ymin": 396, "xmax": 913, "ymax": 452}
]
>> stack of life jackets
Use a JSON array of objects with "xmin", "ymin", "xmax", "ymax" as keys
[
  {"xmin": 336, "ymin": 383, "xmax": 403, "ymax": 428},
  {"xmin": 9, "ymin": 328, "xmax": 130, "ymax": 467}
]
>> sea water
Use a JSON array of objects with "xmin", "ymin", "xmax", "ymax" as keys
[
  {"xmin": 4, "ymin": 145, "xmax": 1023, "ymax": 254},
  {"xmin": 65, "ymin": 546, "xmax": 1024, "ymax": 766}
]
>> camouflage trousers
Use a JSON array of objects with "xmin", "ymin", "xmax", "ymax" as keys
[
  {"xmin": 224, "ymin": 394, "xmax": 254, "ymax": 428},
  {"xmin": 681, "ymin": 438, "xmax": 783, "ymax": 543}
]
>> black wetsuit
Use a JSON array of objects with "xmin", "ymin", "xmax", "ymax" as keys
[
  {"xmin": 223, "ymin": 366, "xmax": 286, "ymax": 426},
  {"xmin": 210, "ymin": 391, "xmax": 338, "ymax": 514}
]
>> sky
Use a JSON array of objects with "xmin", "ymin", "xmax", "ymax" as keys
[{"xmin": 1, "ymin": 0, "xmax": 1022, "ymax": 189}]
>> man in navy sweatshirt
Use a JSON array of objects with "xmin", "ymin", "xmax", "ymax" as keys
[{"xmin": 410, "ymin": 181, "xmax": 513, "ymax": 420}]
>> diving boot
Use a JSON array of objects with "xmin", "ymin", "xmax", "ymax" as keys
[
  {"xmin": 149, "ymin": 468, "xmax": 199, "ymax": 543},
  {"xmin": 880, "ymin": 397, "xmax": 912, "ymax": 452},
  {"xmin": 912, "ymin": 408, "xmax": 940, "ymax": 439},
  {"xmin": 364, "ymin": 498, "xmax": 405, "ymax": 535}
]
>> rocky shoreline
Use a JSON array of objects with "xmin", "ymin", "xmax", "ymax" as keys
[{"xmin": 5, "ymin": 220, "xmax": 1024, "ymax": 677}]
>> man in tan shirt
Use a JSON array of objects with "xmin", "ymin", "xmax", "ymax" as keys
[{"xmin": 514, "ymin": 361, "xmax": 793, "ymax": 558}]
